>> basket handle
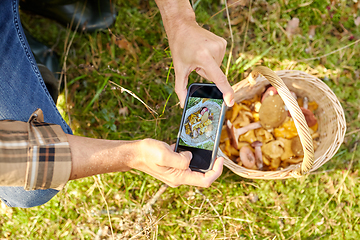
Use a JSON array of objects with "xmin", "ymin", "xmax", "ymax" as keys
[{"xmin": 248, "ymin": 66, "xmax": 314, "ymax": 174}]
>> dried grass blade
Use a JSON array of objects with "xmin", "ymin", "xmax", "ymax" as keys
[{"xmin": 109, "ymin": 80, "xmax": 158, "ymax": 117}]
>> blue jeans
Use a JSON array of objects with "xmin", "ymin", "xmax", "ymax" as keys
[{"xmin": 0, "ymin": 0, "xmax": 73, "ymax": 207}]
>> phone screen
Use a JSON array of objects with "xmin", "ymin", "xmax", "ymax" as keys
[{"xmin": 175, "ymin": 84, "xmax": 225, "ymax": 172}]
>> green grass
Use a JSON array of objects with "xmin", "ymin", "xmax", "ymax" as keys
[{"xmin": 2, "ymin": 0, "xmax": 360, "ymax": 239}]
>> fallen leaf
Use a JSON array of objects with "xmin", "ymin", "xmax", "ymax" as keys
[
  {"xmin": 110, "ymin": 31, "xmax": 138, "ymax": 60},
  {"xmin": 355, "ymin": 16, "xmax": 360, "ymax": 26},
  {"xmin": 114, "ymin": 35, "xmax": 131, "ymax": 50},
  {"xmin": 119, "ymin": 107, "xmax": 129, "ymax": 117},
  {"xmin": 286, "ymin": 17, "xmax": 300, "ymax": 39},
  {"xmin": 248, "ymin": 193, "xmax": 259, "ymax": 203},
  {"xmin": 308, "ymin": 25, "xmax": 317, "ymax": 39},
  {"xmin": 230, "ymin": 16, "xmax": 245, "ymax": 25}
]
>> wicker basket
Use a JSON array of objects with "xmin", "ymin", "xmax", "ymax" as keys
[{"xmin": 218, "ymin": 66, "xmax": 346, "ymax": 179}]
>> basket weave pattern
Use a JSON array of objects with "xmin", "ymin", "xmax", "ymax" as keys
[{"xmin": 219, "ymin": 68, "xmax": 346, "ymax": 179}]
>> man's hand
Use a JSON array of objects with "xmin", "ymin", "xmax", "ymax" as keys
[
  {"xmin": 155, "ymin": 0, "xmax": 235, "ymax": 108},
  {"xmin": 68, "ymin": 135, "xmax": 223, "ymax": 188},
  {"xmin": 128, "ymin": 139, "xmax": 223, "ymax": 187},
  {"xmin": 169, "ymin": 22, "xmax": 234, "ymax": 108}
]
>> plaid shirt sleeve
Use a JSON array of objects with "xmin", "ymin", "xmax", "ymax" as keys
[{"xmin": 0, "ymin": 109, "xmax": 71, "ymax": 190}]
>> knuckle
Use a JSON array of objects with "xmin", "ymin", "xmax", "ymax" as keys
[{"xmin": 195, "ymin": 48, "xmax": 211, "ymax": 61}]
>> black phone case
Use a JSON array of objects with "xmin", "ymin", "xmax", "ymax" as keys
[{"xmin": 175, "ymin": 83, "xmax": 227, "ymax": 173}]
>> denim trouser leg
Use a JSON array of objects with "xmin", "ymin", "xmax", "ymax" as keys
[{"xmin": 0, "ymin": 0, "xmax": 73, "ymax": 208}]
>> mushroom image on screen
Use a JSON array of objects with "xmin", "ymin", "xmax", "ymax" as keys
[{"xmin": 180, "ymin": 99, "xmax": 223, "ymax": 150}]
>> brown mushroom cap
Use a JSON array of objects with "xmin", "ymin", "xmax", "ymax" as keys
[
  {"xmin": 251, "ymin": 141, "xmax": 263, "ymax": 148},
  {"xmin": 259, "ymin": 95, "xmax": 287, "ymax": 129},
  {"xmin": 300, "ymin": 107, "xmax": 317, "ymax": 127},
  {"xmin": 291, "ymin": 136, "xmax": 304, "ymax": 157},
  {"xmin": 262, "ymin": 140, "xmax": 285, "ymax": 159},
  {"xmin": 239, "ymin": 146, "xmax": 256, "ymax": 169},
  {"xmin": 261, "ymin": 86, "xmax": 278, "ymax": 102}
]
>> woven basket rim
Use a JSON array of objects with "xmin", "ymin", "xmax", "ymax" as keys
[{"xmin": 220, "ymin": 69, "xmax": 346, "ymax": 179}]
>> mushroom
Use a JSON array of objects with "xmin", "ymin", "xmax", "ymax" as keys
[
  {"xmin": 251, "ymin": 141, "xmax": 263, "ymax": 170},
  {"xmin": 226, "ymin": 120, "xmax": 262, "ymax": 149},
  {"xmin": 259, "ymin": 95, "xmax": 287, "ymax": 129},
  {"xmin": 300, "ymin": 107, "xmax": 317, "ymax": 127},
  {"xmin": 303, "ymin": 97, "xmax": 308, "ymax": 109},
  {"xmin": 253, "ymin": 101, "xmax": 262, "ymax": 113},
  {"xmin": 262, "ymin": 155, "xmax": 271, "ymax": 166},
  {"xmin": 239, "ymin": 145, "xmax": 256, "ymax": 169},
  {"xmin": 220, "ymin": 126, "xmax": 229, "ymax": 142},
  {"xmin": 291, "ymin": 136, "xmax": 304, "ymax": 157},
  {"xmin": 232, "ymin": 111, "xmax": 252, "ymax": 128},
  {"xmin": 270, "ymin": 157, "xmax": 281, "ymax": 170},
  {"xmin": 283, "ymin": 157, "xmax": 303, "ymax": 165},
  {"xmin": 201, "ymin": 111, "xmax": 209, "ymax": 124},
  {"xmin": 224, "ymin": 140, "xmax": 240, "ymax": 157},
  {"xmin": 192, "ymin": 128, "xmax": 199, "ymax": 138},
  {"xmin": 262, "ymin": 140, "xmax": 284, "ymax": 159},
  {"xmin": 273, "ymin": 117, "xmax": 298, "ymax": 139},
  {"xmin": 255, "ymin": 127, "xmax": 274, "ymax": 143},
  {"xmin": 277, "ymin": 137, "xmax": 294, "ymax": 161},
  {"xmin": 261, "ymin": 86, "xmax": 278, "ymax": 102},
  {"xmin": 239, "ymin": 129, "xmax": 258, "ymax": 144},
  {"xmin": 200, "ymin": 107, "xmax": 208, "ymax": 115},
  {"xmin": 308, "ymin": 101, "xmax": 318, "ymax": 112},
  {"xmin": 230, "ymin": 102, "xmax": 250, "ymax": 122}
]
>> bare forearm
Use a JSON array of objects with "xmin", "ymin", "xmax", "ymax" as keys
[
  {"xmin": 154, "ymin": 0, "xmax": 196, "ymax": 35},
  {"xmin": 67, "ymin": 134, "xmax": 136, "ymax": 180},
  {"xmin": 66, "ymin": 135, "xmax": 222, "ymax": 188}
]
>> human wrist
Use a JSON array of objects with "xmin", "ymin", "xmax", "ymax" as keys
[{"xmin": 124, "ymin": 138, "xmax": 151, "ymax": 170}]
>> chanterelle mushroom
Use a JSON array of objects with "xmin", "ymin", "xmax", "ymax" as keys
[
  {"xmin": 259, "ymin": 95, "xmax": 287, "ymax": 129},
  {"xmin": 226, "ymin": 120, "xmax": 262, "ymax": 149},
  {"xmin": 291, "ymin": 136, "xmax": 304, "ymax": 157},
  {"xmin": 255, "ymin": 128, "xmax": 274, "ymax": 143},
  {"xmin": 262, "ymin": 140, "xmax": 285, "ymax": 159},
  {"xmin": 277, "ymin": 137, "xmax": 294, "ymax": 161}
]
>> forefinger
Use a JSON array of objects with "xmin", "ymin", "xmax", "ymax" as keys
[{"xmin": 197, "ymin": 60, "xmax": 234, "ymax": 107}]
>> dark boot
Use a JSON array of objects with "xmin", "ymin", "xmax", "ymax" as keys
[
  {"xmin": 38, "ymin": 64, "xmax": 60, "ymax": 103},
  {"xmin": 23, "ymin": 28, "xmax": 60, "ymax": 102},
  {"xmin": 20, "ymin": 0, "xmax": 116, "ymax": 32},
  {"xmin": 23, "ymin": 28, "xmax": 61, "ymax": 80}
]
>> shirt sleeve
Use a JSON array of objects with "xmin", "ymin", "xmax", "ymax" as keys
[{"xmin": 0, "ymin": 109, "xmax": 72, "ymax": 191}]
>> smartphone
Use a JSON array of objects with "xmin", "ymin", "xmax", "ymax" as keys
[{"xmin": 175, "ymin": 83, "xmax": 227, "ymax": 173}]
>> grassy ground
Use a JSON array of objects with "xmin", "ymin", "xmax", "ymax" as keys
[{"xmin": 1, "ymin": 0, "xmax": 360, "ymax": 239}]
